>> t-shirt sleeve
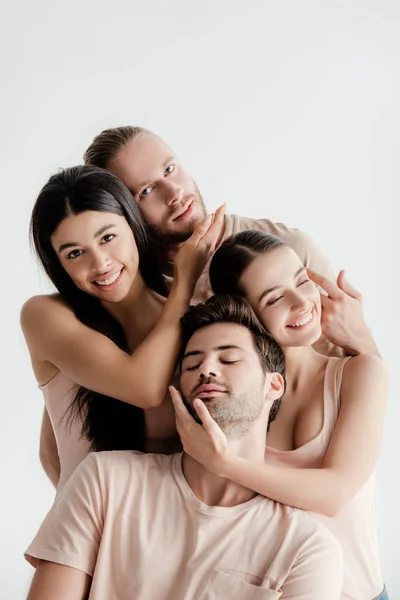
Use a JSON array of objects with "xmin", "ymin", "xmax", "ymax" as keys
[
  {"xmin": 281, "ymin": 529, "xmax": 343, "ymax": 599},
  {"xmin": 25, "ymin": 453, "xmax": 103, "ymax": 576}
]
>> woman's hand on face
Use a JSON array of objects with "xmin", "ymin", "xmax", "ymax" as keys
[
  {"xmin": 307, "ymin": 268, "xmax": 378, "ymax": 356},
  {"xmin": 169, "ymin": 385, "xmax": 230, "ymax": 475},
  {"xmin": 174, "ymin": 204, "xmax": 226, "ymax": 291}
]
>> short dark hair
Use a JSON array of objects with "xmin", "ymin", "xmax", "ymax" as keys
[{"xmin": 180, "ymin": 294, "xmax": 286, "ymax": 428}]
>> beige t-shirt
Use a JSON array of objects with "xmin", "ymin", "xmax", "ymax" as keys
[
  {"xmin": 26, "ymin": 451, "xmax": 343, "ymax": 600},
  {"xmin": 161, "ymin": 214, "xmax": 341, "ymax": 357}
]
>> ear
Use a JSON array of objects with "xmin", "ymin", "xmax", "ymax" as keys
[{"xmin": 264, "ymin": 372, "xmax": 284, "ymax": 401}]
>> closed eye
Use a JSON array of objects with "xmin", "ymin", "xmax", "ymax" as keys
[
  {"xmin": 186, "ymin": 363, "xmax": 201, "ymax": 371},
  {"xmin": 266, "ymin": 296, "xmax": 283, "ymax": 307},
  {"xmin": 220, "ymin": 360, "xmax": 239, "ymax": 365},
  {"xmin": 297, "ymin": 278, "xmax": 310, "ymax": 287}
]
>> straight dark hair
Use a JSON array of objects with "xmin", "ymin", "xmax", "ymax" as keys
[
  {"xmin": 179, "ymin": 294, "xmax": 286, "ymax": 428},
  {"xmin": 31, "ymin": 164, "xmax": 167, "ymax": 452}
]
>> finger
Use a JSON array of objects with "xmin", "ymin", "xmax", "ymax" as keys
[
  {"xmin": 336, "ymin": 270, "xmax": 362, "ymax": 300},
  {"xmin": 307, "ymin": 268, "xmax": 342, "ymax": 300},
  {"xmin": 198, "ymin": 203, "xmax": 226, "ymax": 248},
  {"xmin": 184, "ymin": 213, "xmax": 213, "ymax": 246},
  {"xmin": 193, "ymin": 399, "xmax": 222, "ymax": 436},
  {"xmin": 169, "ymin": 387, "xmax": 194, "ymax": 426}
]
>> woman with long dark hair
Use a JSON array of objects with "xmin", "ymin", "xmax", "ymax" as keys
[
  {"xmin": 172, "ymin": 230, "xmax": 388, "ymax": 600},
  {"xmin": 21, "ymin": 164, "xmax": 224, "ymax": 489}
]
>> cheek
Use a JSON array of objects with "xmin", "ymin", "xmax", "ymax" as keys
[
  {"xmin": 313, "ymin": 287, "xmax": 321, "ymax": 308},
  {"xmin": 141, "ymin": 200, "xmax": 166, "ymax": 224},
  {"xmin": 179, "ymin": 373, "xmax": 193, "ymax": 397},
  {"xmin": 116, "ymin": 236, "xmax": 139, "ymax": 261},
  {"xmin": 62, "ymin": 261, "xmax": 85, "ymax": 284},
  {"xmin": 255, "ymin": 307, "xmax": 284, "ymax": 336}
]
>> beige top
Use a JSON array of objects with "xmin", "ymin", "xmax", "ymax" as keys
[
  {"xmin": 26, "ymin": 451, "xmax": 343, "ymax": 599},
  {"xmin": 265, "ymin": 357, "xmax": 383, "ymax": 600},
  {"xmin": 161, "ymin": 213, "xmax": 342, "ymax": 358},
  {"xmin": 40, "ymin": 372, "xmax": 91, "ymax": 489}
]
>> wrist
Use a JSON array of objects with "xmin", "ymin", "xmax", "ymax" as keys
[
  {"xmin": 170, "ymin": 278, "xmax": 195, "ymax": 304},
  {"xmin": 218, "ymin": 453, "xmax": 242, "ymax": 479},
  {"xmin": 345, "ymin": 331, "xmax": 380, "ymax": 357}
]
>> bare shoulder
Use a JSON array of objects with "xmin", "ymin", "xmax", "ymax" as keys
[
  {"xmin": 20, "ymin": 294, "xmax": 82, "ymax": 358},
  {"xmin": 20, "ymin": 294, "xmax": 74, "ymax": 332},
  {"xmin": 342, "ymin": 354, "xmax": 388, "ymax": 379}
]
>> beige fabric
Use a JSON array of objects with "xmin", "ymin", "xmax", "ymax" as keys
[
  {"xmin": 26, "ymin": 451, "xmax": 343, "ymax": 600},
  {"xmin": 265, "ymin": 357, "xmax": 383, "ymax": 600},
  {"xmin": 40, "ymin": 371, "xmax": 91, "ymax": 489},
  {"xmin": 161, "ymin": 214, "xmax": 342, "ymax": 357}
]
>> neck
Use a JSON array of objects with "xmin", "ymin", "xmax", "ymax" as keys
[
  {"xmin": 283, "ymin": 345, "xmax": 325, "ymax": 392},
  {"xmin": 164, "ymin": 243, "xmax": 183, "ymax": 262},
  {"xmin": 101, "ymin": 273, "xmax": 164, "ymax": 347},
  {"xmin": 182, "ymin": 414, "xmax": 267, "ymax": 507}
]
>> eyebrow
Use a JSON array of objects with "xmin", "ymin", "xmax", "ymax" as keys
[
  {"xmin": 182, "ymin": 345, "xmax": 242, "ymax": 361},
  {"xmin": 134, "ymin": 156, "xmax": 176, "ymax": 195},
  {"xmin": 258, "ymin": 266, "xmax": 306, "ymax": 303},
  {"xmin": 58, "ymin": 224, "xmax": 117, "ymax": 253}
]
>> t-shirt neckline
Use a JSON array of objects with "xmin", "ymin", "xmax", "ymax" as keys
[{"xmin": 172, "ymin": 453, "xmax": 265, "ymax": 517}]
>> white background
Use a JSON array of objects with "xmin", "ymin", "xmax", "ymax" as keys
[{"xmin": 1, "ymin": 0, "xmax": 398, "ymax": 597}]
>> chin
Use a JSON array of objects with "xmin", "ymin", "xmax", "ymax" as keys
[{"xmin": 290, "ymin": 329, "xmax": 323, "ymax": 348}]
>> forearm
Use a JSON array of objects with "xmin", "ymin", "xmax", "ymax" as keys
[
  {"xmin": 128, "ymin": 280, "xmax": 193, "ymax": 406},
  {"xmin": 222, "ymin": 457, "xmax": 349, "ymax": 516},
  {"xmin": 344, "ymin": 330, "xmax": 381, "ymax": 358}
]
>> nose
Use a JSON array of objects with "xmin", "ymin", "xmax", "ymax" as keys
[
  {"xmin": 163, "ymin": 179, "xmax": 184, "ymax": 206},
  {"xmin": 288, "ymin": 289, "xmax": 309, "ymax": 312},
  {"xmin": 91, "ymin": 248, "xmax": 112, "ymax": 275},
  {"xmin": 199, "ymin": 357, "xmax": 221, "ymax": 379}
]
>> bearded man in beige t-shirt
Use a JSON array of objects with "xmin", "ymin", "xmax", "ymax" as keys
[{"xmin": 26, "ymin": 295, "xmax": 343, "ymax": 600}]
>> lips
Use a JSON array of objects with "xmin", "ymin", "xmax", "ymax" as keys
[
  {"xmin": 92, "ymin": 267, "xmax": 124, "ymax": 291},
  {"xmin": 172, "ymin": 199, "xmax": 193, "ymax": 220},
  {"xmin": 94, "ymin": 269, "xmax": 122, "ymax": 286},
  {"xmin": 195, "ymin": 384, "xmax": 228, "ymax": 395}
]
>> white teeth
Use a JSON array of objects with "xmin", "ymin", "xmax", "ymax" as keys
[
  {"xmin": 95, "ymin": 270, "xmax": 121, "ymax": 286},
  {"xmin": 288, "ymin": 311, "xmax": 313, "ymax": 328}
]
